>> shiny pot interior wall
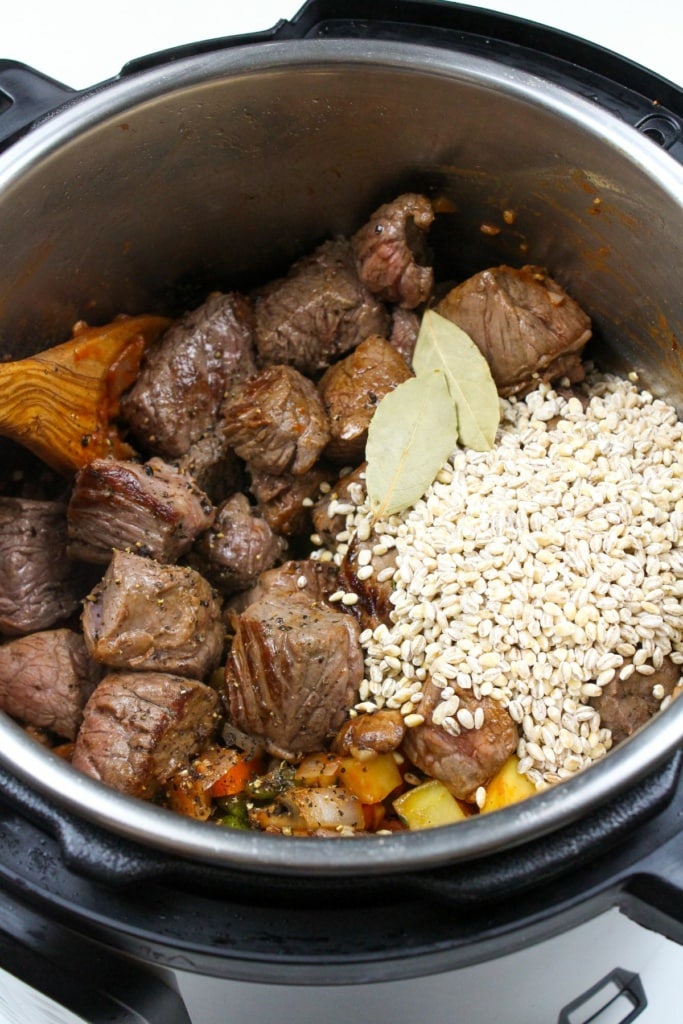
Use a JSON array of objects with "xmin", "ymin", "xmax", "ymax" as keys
[
  {"xmin": 0, "ymin": 40, "xmax": 683, "ymax": 872},
  {"xmin": 1, "ymin": 43, "xmax": 682, "ymax": 406}
]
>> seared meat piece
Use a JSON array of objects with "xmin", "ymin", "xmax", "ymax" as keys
[
  {"xmin": 177, "ymin": 432, "xmax": 245, "ymax": 506},
  {"xmin": 338, "ymin": 533, "xmax": 397, "ymax": 632},
  {"xmin": 224, "ymin": 577, "xmax": 363, "ymax": 759},
  {"xmin": 389, "ymin": 307, "xmax": 421, "ymax": 366},
  {"xmin": 0, "ymin": 498, "xmax": 87, "ymax": 636},
  {"xmin": 82, "ymin": 550, "xmax": 224, "ymax": 680},
  {"xmin": 67, "ymin": 457, "xmax": 215, "ymax": 565},
  {"xmin": 318, "ymin": 335, "xmax": 413, "ymax": 463},
  {"xmin": 591, "ymin": 654, "xmax": 681, "ymax": 745},
  {"xmin": 71, "ymin": 671, "xmax": 221, "ymax": 799},
  {"xmin": 249, "ymin": 463, "xmax": 334, "ymax": 537},
  {"xmin": 0, "ymin": 629, "xmax": 101, "ymax": 739},
  {"xmin": 436, "ymin": 265, "xmax": 592, "ymax": 397},
  {"xmin": 122, "ymin": 292, "xmax": 256, "ymax": 458},
  {"xmin": 224, "ymin": 364, "xmax": 330, "ymax": 476},
  {"xmin": 311, "ymin": 464, "xmax": 367, "ymax": 546},
  {"xmin": 351, "ymin": 193, "xmax": 434, "ymax": 308},
  {"xmin": 253, "ymin": 238, "xmax": 390, "ymax": 375},
  {"xmin": 333, "ymin": 709, "xmax": 406, "ymax": 756},
  {"xmin": 239, "ymin": 559, "xmax": 338, "ymax": 607},
  {"xmin": 187, "ymin": 493, "xmax": 286, "ymax": 596},
  {"xmin": 402, "ymin": 680, "xmax": 519, "ymax": 801}
]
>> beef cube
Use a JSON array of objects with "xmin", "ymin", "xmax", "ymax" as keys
[
  {"xmin": 224, "ymin": 581, "xmax": 363, "ymax": 760},
  {"xmin": 0, "ymin": 629, "xmax": 101, "ymax": 740},
  {"xmin": 389, "ymin": 307, "xmax": 420, "ymax": 366},
  {"xmin": 224, "ymin": 364, "xmax": 330, "ymax": 476},
  {"xmin": 591, "ymin": 653, "xmax": 681, "ymax": 745},
  {"xmin": 337, "ymin": 533, "xmax": 397, "ymax": 632},
  {"xmin": 71, "ymin": 671, "xmax": 221, "ymax": 798},
  {"xmin": 311, "ymin": 464, "xmax": 367, "ymax": 546},
  {"xmin": 121, "ymin": 291, "xmax": 256, "ymax": 458},
  {"xmin": 253, "ymin": 238, "xmax": 390, "ymax": 375},
  {"xmin": 177, "ymin": 432, "xmax": 245, "ymax": 506},
  {"xmin": 82, "ymin": 550, "xmax": 224, "ymax": 680},
  {"xmin": 402, "ymin": 680, "xmax": 519, "ymax": 801},
  {"xmin": 318, "ymin": 335, "xmax": 413, "ymax": 463},
  {"xmin": 249, "ymin": 463, "xmax": 334, "ymax": 537},
  {"xmin": 0, "ymin": 498, "xmax": 87, "ymax": 636},
  {"xmin": 187, "ymin": 493, "xmax": 286, "ymax": 596},
  {"xmin": 67, "ymin": 457, "xmax": 215, "ymax": 565},
  {"xmin": 239, "ymin": 559, "xmax": 339, "ymax": 608},
  {"xmin": 351, "ymin": 193, "xmax": 434, "ymax": 308},
  {"xmin": 436, "ymin": 265, "xmax": 592, "ymax": 397}
]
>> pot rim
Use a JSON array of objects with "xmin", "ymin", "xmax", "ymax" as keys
[{"xmin": 1, "ymin": 37, "xmax": 682, "ymax": 874}]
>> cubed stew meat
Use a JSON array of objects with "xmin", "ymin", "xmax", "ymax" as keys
[{"xmin": 1, "ymin": 192, "xmax": 682, "ymax": 836}]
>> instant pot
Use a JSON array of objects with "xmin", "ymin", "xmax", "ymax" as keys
[{"xmin": 1, "ymin": 1, "xmax": 683, "ymax": 1020}]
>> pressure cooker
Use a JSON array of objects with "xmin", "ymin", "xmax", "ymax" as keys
[{"xmin": 1, "ymin": 1, "xmax": 682, "ymax": 1021}]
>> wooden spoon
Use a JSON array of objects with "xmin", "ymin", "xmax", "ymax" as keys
[{"xmin": 0, "ymin": 314, "xmax": 171, "ymax": 476}]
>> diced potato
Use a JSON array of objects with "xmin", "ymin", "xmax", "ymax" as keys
[
  {"xmin": 480, "ymin": 755, "xmax": 537, "ymax": 813},
  {"xmin": 295, "ymin": 752, "xmax": 343, "ymax": 788},
  {"xmin": 339, "ymin": 753, "xmax": 403, "ymax": 804},
  {"xmin": 393, "ymin": 779, "xmax": 468, "ymax": 830}
]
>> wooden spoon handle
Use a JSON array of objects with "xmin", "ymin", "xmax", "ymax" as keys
[{"xmin": 0, "ymin": 315, "xmax": 171, "ymax": 475}]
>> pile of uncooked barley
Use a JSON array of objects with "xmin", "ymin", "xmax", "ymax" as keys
[{"xmin": 316, "ymin": 373, "xmax": 683, "ymax": 791}]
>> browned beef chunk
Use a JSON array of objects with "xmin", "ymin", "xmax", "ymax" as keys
[
  {"xmin": 253, "ymin": 238, "xmax": 390, "ymax": 375},
  {"xmin": 238, "ymin": 559, "xmax": 339, "ymax": 608},
  {"xmin": 177, "ymin": 432, "xmax": 245, "ymax": 506},
  {"xmin": 121, "ymin": 292, "xmax": 256, "ymax": 458},
  {"xmin": 436, "ymin": 265, "xmax": 591, "ymax": 397},
  {"xmin": 402, "ymin": 680, "xmax": 519, "ymax": 801},
  {"xmin": 337, "ymin": 534, "xmax": 397, "ymax": 632},
  {"xmin": 591, "ymin": 654, "xmax": 681, "ymax": 745},
  {"xmin": 224, "ymin": 364, "xmax": 330, "ymax": 476},
  {"xmin": 71, "ymin": 671, "xmax": 221, "ymax": 798},
  {"xmin": 0, "ymin": 498, "xmax": 88, "ymax": 636},
  {"xmin": 389, "ymin": 307, "xmax": 421, "ymax": 366},
  {"xmin": 351, "ymin": 193, "xmax": 434, "ymax": 308},
  {"xmin": 0, "ymin": 629, "xmax": 101, "ymax": 739},
  {"xmin": 311, "ymin": 464, "xmax": 367, "ymax": 546},
  {"xmin": 82, "ymin": 550, "xmax": 224, "ymax": 680},
  {"xmin": 318, "ymin": 335, "xmax": 413, "ymax": 463},
  {"xmin": 67, "ymin": 458, "xmax": 215, "ymax": 565},
  {"xmin": 224, "ymin": 575, "xmax": 363, "ymax": 760},
  {"xmin": 187, "ymin": 493, "xmax": 286, "ymax": 596},
  {"xmin": 249, "ymin": 463, "xmax": 334, "ymax": 537},
  {"xmin": 333, "ymin": 709, "xmax": 406, "ymax": 756}
]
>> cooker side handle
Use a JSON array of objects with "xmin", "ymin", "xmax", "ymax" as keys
[
  {"xmin": 620, "ymin": 833, "xmax": 683, "ymax": 945},
  {"xmin": 0, "ymin": 61, "xmax": 75, "ymax": 149}
]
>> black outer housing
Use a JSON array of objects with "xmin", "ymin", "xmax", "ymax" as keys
[{"xmin": 0, "ymin": 0, "xmax": 682, "ymax": 984}]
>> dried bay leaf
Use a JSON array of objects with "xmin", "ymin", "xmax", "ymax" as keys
[
  {"xmin": 412, "ymin": 309, "xmax": 500, "ymax": 450},
  {"xmin": 365, "ymin": 369, "xmax": 458, "ymax": 518}
]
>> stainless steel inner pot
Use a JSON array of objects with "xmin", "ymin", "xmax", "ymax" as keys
[{"xmin": 1, "ymin": 37, "xmax": 682, "ymax": 875}]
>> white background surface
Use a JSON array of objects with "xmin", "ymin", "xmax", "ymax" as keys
[
  {"xmin": 2, "ymin": 0, "xmax": 683, "ymax": 91},
  {"xmin": 2, "ymin": 2, "xmax": 683, "ymax": 1023}
]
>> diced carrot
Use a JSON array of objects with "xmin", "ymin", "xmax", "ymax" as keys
[
  {"xmin": 209, "ymin": 753, "xmax": 261, "ymax": 797},
  {"xmin": 339, "ymin": 753, "xmax": 403, "ymax": 805},
  {"xmin": 165, "ymin": 772, "xmax": 213, "ymax": 821},
  {"xmin": 52, "ymin": 741, "xmax": 75, "ymax": 760},
  {"xmin": 362, "ymin": 802, "xmax": 387, "ymax": 831}
]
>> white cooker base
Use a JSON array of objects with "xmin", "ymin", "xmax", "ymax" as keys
[{"xmin": 176, "ymin": 908, "xmax": 678, "ymax": 1023}]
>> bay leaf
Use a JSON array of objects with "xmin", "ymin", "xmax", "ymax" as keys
[
  {"xmin": 365, "ymin": 369, "xmax": 458, "ymax": 519},
  {"xmin": 412, "ymin": 309, "xmax": 500, "ymax": 451}
]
